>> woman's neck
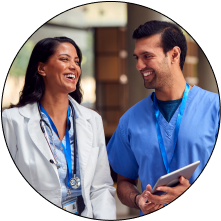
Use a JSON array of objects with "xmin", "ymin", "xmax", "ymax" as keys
[
  {"xmin": 40, "ymin": 91, "xmax": 69, "ymax": 118},
  {"xmin": 40, "ymin": 90, "xmax": 70, "ymax": 141}
]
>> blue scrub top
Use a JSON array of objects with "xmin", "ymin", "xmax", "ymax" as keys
[{"xmin": 107, "ymin": 86, "xmax": 220, "ymax": 216}]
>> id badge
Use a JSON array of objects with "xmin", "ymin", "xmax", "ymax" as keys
[{"xmin": 62, "ymin": 197, "xmax": 78, "ymax": 214}]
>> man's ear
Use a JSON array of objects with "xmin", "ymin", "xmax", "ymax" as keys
[
  {"xmin": 38, "ymin": 62, "xmax": 46, "ymax": 76},
  {"xmin": 171, "ymin": 46, "xmax": 181, "ymax": 64}
]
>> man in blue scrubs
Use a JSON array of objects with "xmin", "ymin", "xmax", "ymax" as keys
[{"xmin": 107, "ymin": 20, "xmax": 220, "ymax": 215}]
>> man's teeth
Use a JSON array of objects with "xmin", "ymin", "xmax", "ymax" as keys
[
  {"xmin": 65, "ymin": 74, "xmax": 76, "ymax": 79},
  {"xmin": 143, "ymin": 72, "xmax": 152, "ymax": 76}
]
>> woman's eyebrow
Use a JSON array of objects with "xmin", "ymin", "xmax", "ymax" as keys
[
  {"xmin": 59, "ymin": 53, "xmax": 71, "ymax": 57},
  {"xmin": 58, "ymin": 54, "xmax": 79, "ymax": 59}
]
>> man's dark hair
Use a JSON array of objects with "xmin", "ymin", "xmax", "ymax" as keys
[{"xmin": 133, "ymin": 20, "xmax": 187, "ymax": 70}]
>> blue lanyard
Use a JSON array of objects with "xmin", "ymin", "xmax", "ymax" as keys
[
  {"xmin": 153, "ymin": 83, "xmax": 189, "ymax": 174},
  {"xmin": 40, "ymin": 104, "xmax": 73, "ymax": 188}
]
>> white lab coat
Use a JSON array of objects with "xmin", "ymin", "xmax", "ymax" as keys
[{"xmin": 2, "ymin": 96, "xmax": 116, "ymax": 220}]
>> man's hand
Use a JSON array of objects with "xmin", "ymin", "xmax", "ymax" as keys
[
  {"xmin": 137, "ymin": 184, "xmax": 164, "ymax": 214},
  {"xmin": 145, "ymin": 176, "xmax": 190, "ymax": 205}
]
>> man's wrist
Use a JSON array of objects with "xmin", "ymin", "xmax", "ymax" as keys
[{"xmin": 134, "ymin": 193, "xmax": 141, "ymax": 210}]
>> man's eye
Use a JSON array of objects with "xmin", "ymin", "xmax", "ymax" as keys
[{"xmin": 144, "ymin": 55, "xmax": 151, "ymax": 59}]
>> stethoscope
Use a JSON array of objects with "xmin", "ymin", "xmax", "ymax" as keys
[{"xmin": 37, "ymin": 101, "xmax": 80, "ymax": 189}]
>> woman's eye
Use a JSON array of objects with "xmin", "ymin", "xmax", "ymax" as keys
[
  {"xmin": 75, "ymin": 61, "xmax": 80, "ymax": 65},
  {"xmin": 60, "ymin": 58, "xmax": 68, "ymax": 61}
]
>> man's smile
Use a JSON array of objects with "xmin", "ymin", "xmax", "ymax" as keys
[{"xmin": 142, "ymin": 71, "xmax": 154, "ymax": 79}]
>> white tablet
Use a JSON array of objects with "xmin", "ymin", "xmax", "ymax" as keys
[{"xmin": 146, "ymin": 161, "xmax": 200, "ymax": 200}]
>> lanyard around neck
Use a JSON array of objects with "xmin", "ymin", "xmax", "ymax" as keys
[
  {"xmin": 40, "ymin": 104, "xmax": 74, "ymax": 188},
  {"xmin": 153, "ymin": 83, "xmax": 189, "ymax": 174}
]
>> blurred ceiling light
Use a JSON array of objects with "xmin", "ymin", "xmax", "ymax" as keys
[
  {"xmin": 120, "ymin": 74, "xmax": 128, "ymax": 84},
  {"xmin": 119, "ymin": 50, "xmax": 128, "ymax": 59}
]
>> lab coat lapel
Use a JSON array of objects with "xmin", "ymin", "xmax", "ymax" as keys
[
  {"xmin": 69, "ymin": 96, "xmax": 93, "ymax": 180},
  {"xmin": 19, "ymin": 103, "xmax": 56, "ymax": 165},
  {"xmin": 76, "ymin": 117, "xmax": 93, "ymax": 181},
  {"xmin": 28, "ymin": 112, "xmax": 55, "ymax": 162}
]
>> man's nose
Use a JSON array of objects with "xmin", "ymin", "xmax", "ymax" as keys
[{"xmin": 136, "ymin": 58, "xmax": 146, "ymax": 71}]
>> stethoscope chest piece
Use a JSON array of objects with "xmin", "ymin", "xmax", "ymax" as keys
[{"xmin": 69, "ymin": 175, "xmax": 80, "ymax": 189}]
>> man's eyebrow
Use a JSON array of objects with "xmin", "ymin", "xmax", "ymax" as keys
[{"xmin": 133, "ymin": 51, "xmax": 151, "ymax": 57}]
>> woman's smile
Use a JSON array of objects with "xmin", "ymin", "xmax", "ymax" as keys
[{"xmin": 64, "ymin": 73, "xmax": 77, "ymax": 82}]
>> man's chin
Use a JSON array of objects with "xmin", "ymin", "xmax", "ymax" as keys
[{"xmin": 144, "ymin": 82, "xmax": 155, "ymax": 90}]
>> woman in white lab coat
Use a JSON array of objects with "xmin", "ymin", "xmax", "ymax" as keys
[{"xmin": 2, "ymin": 37, "xmax": 116, "ymax": 219}]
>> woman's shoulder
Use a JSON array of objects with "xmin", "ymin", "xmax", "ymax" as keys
[
  {"xmin": 2, "ymin": 107, "xmax": 20, "ymax": 118},
  {"xmin": 2, "ymin": 102, "xmax": 36, "ymax": 121},
  {"xmin": 2, "ymin": 107, "xmax": 23, "ymax": 127},
  {"xmin": 69, "ymin": 97, "xmax": 101, "ymax": 120},
  {"xmin": 78, "ymin": 103, "xmax": 101, "ymax": 119}
]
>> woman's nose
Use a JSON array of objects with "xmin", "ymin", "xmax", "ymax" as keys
[{"xmin": 69, "ymin": 61, "xmax": 77, "ymax": 69}]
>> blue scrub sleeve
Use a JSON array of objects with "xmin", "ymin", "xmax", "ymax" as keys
[
  {"xmin": 215, "ymin": 97, "xmax": 220, "ymax": 139},
  {"xmin": 107, "ymin": 120, "xmax": 139, "ymax": 180},
  {"xmin": 216, "ymin": 103, "xmax": 220, "ymax": 138}
]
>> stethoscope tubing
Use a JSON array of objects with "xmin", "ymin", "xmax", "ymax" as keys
[{"xmin": 38, "ymin": 101, "xmax": 77, "ymax": 175}]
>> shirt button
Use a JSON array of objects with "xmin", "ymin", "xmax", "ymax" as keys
[
  {"xmin": 63, "ymin": 166, "xmax": 66, "ymax": 170},
  {"xmin": 62, "ymin": 186, "xmax": 65, "ymax": 189},
  {"xmin": 60, "ymin": 147, "xmax": 63, "ymax": 151}
]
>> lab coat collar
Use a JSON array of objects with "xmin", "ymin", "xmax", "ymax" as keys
[{"xmin": 18, "ymin": 96, "xmax": 92, "ymax": 120}]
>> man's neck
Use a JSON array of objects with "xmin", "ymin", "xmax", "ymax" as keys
[{"xmin": 155, "ymin": 79, "xmax": 187, "ymax": 101}]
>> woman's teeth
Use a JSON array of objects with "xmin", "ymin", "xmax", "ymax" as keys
[{"xmin": 65, "ymin": 74, "xmax": 76, "ymax": 79}]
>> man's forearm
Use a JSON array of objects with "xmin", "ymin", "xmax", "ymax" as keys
[
  {"xmin": 117, "ymin": 175, "xmax": 164, "ymax": 214},
  {"xmin": 117, "ymin": 179, "xmax": 140, "ymax": 209}
]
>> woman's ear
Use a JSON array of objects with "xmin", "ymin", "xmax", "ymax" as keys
[{"xmin": 38, "ymin": 62, "xmax": 46, "ymax": 76}]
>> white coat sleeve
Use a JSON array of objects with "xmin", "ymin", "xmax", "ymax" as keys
[
  {"xmin": 2, "ymin": 110, "xmax": 18, "ymax": 160},
  {"xmin": 90, "ymin": 115, "xmax": 116, "ymax": 220}
]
